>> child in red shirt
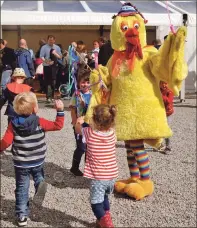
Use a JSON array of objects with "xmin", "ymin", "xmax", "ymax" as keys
[
  {"xmin": 0, "ymin": 92, "xmax": 64, "ymax": 227},
  {"xmin": 75, "ymin": 104, "xmax": 118, "ymax": 228},
  {"xmin": 0, "ymin": 68, "xmax": 33, "ymax": 124},
  {"xmin": 159, "ymin": 81, "xmax": 174, "ymax": 153}
]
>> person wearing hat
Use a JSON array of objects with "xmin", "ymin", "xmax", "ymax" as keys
[{"xmin": 0, "ymin": 68, "xmax": 33, "ymax": 124}]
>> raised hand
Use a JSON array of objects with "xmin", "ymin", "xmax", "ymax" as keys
[
  {"xmin": 76, "ymin": 116, "xmax": 85, "ymax": 125},
  {"xmin": 55, "ymin": 99, "xmax": 64, "ymax": 111}
]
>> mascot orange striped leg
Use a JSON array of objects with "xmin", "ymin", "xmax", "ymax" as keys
[{"xmin": 115, "ymin": 140, "xmax": 154, "ymax": 200}]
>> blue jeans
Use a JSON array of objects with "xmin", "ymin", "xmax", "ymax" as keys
[
  {"xmin": 1, "ymin": 70, "xmax": 12, "ymax": 90},
  {"xmin": 14, "ymin": 164, "xmax": 44, "ymax": 218}
]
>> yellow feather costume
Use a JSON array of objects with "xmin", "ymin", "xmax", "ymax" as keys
[{"xmin": 85, "ymin": 3, "xmax": 187, "ymax": 200}]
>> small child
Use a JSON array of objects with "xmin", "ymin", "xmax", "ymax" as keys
[
  {"xmin": 0, "ymin": 68, "xmax": 33, "ymax": 124},
  {"xmin": 0, "ymin": 92, "xmax": 64, "ymax": 227},
  {"xmin": 69, "ymin": 69, "xmax": 91, "ymax": 176},
  {"xmin": 75, "ymin": 104, "xmax": 118, "ymax": 228},
  {"xmin": 159, "ymin": 81, "xmax": 174, "ymax": 154}
]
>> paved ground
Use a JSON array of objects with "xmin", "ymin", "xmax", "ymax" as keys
[{"xmin": 0, "ymin": 94, "xmax": 196, "ymax": 227}]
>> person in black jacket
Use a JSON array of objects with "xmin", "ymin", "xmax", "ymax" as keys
[
  {"xmin": 0, "ymin": 39, "xmax": 16, "ymax": 95},
  {"xmin": 98, "ymin": 40, "xmax": 114, "ymax": 66}
]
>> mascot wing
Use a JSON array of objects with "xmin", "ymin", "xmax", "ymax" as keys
[{"xmin": 148, "ymin": 26, "xmax": 188, "ymax": 96}]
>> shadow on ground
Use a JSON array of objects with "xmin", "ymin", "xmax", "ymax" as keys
[
  {"xmin": 0, "ymin": 196, "xmax": 94, "ymax": 227},
  {"xmin": 0, "ymin": 154, "xmax": 90, "ymax": 189}
]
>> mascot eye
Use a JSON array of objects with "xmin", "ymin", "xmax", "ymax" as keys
[
  {"xmin": 134, "ymin": 23, "xmax": 140, "ymax": 29},
  {"xmin": 122, "ymin": 25, "xmax": 129, "ymax": 31}
]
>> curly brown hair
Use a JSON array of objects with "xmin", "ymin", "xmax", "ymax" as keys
[{"xmin": 92, "ymin": 104, "xmax": 116, "ymax": 131}]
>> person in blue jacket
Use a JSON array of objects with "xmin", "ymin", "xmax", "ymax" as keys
[{"xmin": 15, "ymin": 39, "xmax": 35, "ymax": 87}]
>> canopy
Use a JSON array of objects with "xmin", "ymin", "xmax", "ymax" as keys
[
  {"xmin": 1, "ymin": 1, "xmax": 196, "ymax": 26},
  {"xmin": 1, "ymin": 1, "xmax": 196, "ymax": 93}
]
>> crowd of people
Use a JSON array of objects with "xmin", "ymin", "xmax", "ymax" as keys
[
  {"xmin": 0, "ymin": 35, "xmax": 114, "ymax": 103},
  {"xmin": 0, "ymin": 33, "xmax": 174, "ymax": 227}
]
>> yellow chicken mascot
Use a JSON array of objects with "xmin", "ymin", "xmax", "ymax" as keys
[{"xmin": 85, "ymin": 2, "xmax": 188, "ymax": 200}]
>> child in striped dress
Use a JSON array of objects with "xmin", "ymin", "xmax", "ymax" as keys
[
  {"xmin": 75, "ymin": 104, "xmax": 118, "ymax": 228},
  {"xmin": 0, "ymin": 92, "xmax": 64, "ymax": 227}
]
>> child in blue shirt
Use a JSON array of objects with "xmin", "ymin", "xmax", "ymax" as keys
[{"xmin": 69, "ymin": 69, "xmax": 91, "ymax": 176}]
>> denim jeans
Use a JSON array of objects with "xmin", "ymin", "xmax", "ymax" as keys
[
  {"xmin": 1, "ymin": 70, "xmax": 12, "ymax": 90},
  {"xmin": 14, "ymin": 164, "xmax": 44, "ymax": 218}
]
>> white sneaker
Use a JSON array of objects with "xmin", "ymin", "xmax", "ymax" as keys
[{"xmin": 17, "ymin": 217, "xmax": 27, "ymax": 227}]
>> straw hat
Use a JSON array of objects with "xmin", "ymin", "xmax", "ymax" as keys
[{"xmin": 12, "ymin": 68, "xmax": 27, "ymax": 78}]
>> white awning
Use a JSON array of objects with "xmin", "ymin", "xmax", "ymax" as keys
[
  {"xmin": 1, "ymin": 1, "xmax": 196, "ymax": 26},
  {"xmin": 1, "ymin": 11, "xmax": 184, "ymax": 26}
]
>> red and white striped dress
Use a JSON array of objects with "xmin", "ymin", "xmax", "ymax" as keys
[{"xmin": 82, "ymin": 127, "xmax": 118, "ymax": 180}]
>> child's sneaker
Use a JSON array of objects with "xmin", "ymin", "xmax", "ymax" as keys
[
  {"xmin": 159, "ymin": 146, "xmax": 172, "ymax": 155},
  {"xmin": 165, "ymin": 146, "xmax": 172, "ymax": 151},
  {"xmin": 163, "ymin": 146, "xmax": 172, "ymax": 155},
  {"xmin": 33, "ymin": 181, "xmax": 47, "ymax": 206},
  {"xmin": 17, "ymin": 216, "xmax": 27, "ymax": 227},
  {"xmin": 157, "ymin": 144, "xmax": 166, "ymax": 152}
]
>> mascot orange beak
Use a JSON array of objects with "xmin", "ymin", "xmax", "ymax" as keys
[
  {"xmin": 124, "ymin": 28, "xmax": 143, "ymax": 61},
  {"xmin": 125, "ymin": 28, "xmax": 139, "ymax": 45}
]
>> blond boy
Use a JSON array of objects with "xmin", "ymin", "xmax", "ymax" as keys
[{"xmin": 0, "ymin": 92, "xmax": 64, "ymax": 227}]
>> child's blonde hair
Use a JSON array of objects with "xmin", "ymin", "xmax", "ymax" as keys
[
  {"xmin": 92, "ymin": 104, "xmax": 116, "ymax": 131},
  {"xmin": 13, "ymin": 92, "xmax": 38, "ymax": 115}
]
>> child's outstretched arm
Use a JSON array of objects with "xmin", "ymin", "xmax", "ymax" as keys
[
  {"xmin": 39, "ymin": 100, "xmax": 65, "ymax": 131},
  {"xmin": 75, "ymin": 116, "xmax": 84, "ymax": 135},
  {"xmin": 0, "ymin": 123, "xmax": 14, "ymax": 152}
]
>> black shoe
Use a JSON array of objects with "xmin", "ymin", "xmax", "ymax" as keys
[
  {"xmin": 159, "ymin": 146, "xmax": 172, "ymax": 155},
  {"xmin": 165, "ymin": 146, "xmax": 172, "ymax": 151},
  {"xmin": 70, "ymin": 167, "xmax": 83, "ymax": 176},
  {"xmin": 17, "ymin": 217, "xmax": 27, "ymax": 227},
  {"xmin": 163, "ymin": 146, "xmax": 172, "ymax": 155},
  {"xmin": 157, "ymin": 144, "xmax": 166, "ymax": 152},
  {"xmin": 33, "ymin": 181, "xmax": 47, "ymax": 206}
]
